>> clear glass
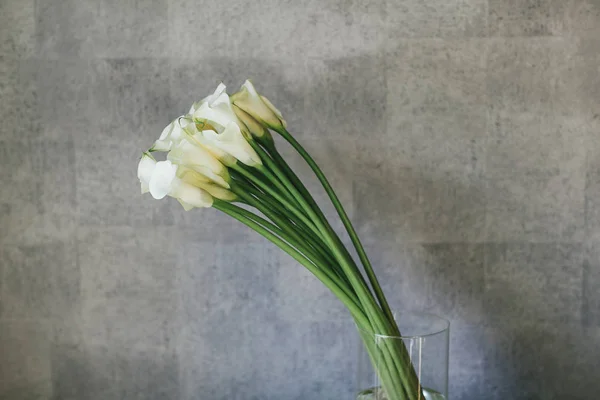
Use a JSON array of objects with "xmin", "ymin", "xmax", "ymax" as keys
[{"xmin": 356, "ymin": 312, "xmax": 450, "ymax": 400}]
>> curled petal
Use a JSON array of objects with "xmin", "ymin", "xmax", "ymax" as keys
[
  {"xmin": 177, "ymin": 166, "xmax": 233, "ymax": 200},
  {"xmin": 149, "ymin": 160, "xmax": 177, "ymax": 200},
  {"xmin": 167, "ymin": 140, "xmax": 228, "ymax": 178},
  {"xmin": 137, "ymin": 153, "xmax": 157, "ymax": 194},
  {"xmin": 193, "ymin": 92, "xmax": 240, "ymax": 131},
  {"xmin": 233, "ymin": 104, "xmax": 270, "ymax": 139},
  {"xmin": 197, "ymin": 181, "xmax": 236, "ymax": 201},
  {"xmin": 203, "ymin": 123, "xmax": 262, "ymax": 167},
  {"xmin": 170, "ymin": 179, "xmax": 213, "ymax": 208},
  {"xmin": 201, "ymin": 82, "xmax": 227, "ymax": 105},
  {"xmin": 188, "ymin": 83, "xmax": 227, "ymax": 122},
  {"xmin": 231, "ymin": 80, "xmax": 286, "ymax": 130},
  {"xmin": 260, "ymin": 95, "xmax": 286, "ymax": 128},
  {"xmin": 179, "ymin": 118, "xmax": 237, "ymax": 166},
  {"xmin": 177, "ymin": 165, "xmax": 230, "ymax": 189},
  {"xmin": 189, "ymin": 102, "xmax": 200, "ymax": 115},
  {"xmin": 152, "ymin": 118, "xmax": 185, "ymax": 151},
  {"xmin": 177, "ymin": 198, "xmax": 195, "ymax": 211}
]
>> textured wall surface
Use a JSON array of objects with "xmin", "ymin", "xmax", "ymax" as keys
[{"xmin": 1, "ymin": 0, "xmax": 599, "ymax": 399}]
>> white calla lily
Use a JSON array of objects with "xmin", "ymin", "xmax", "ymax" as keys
[
  {"xmin": 177, "ymin": 166, "xmax": 236, "ymax": 201},
  {"xmin": 178, "ymin": 117, "xmax": 237, "ymax": 167},
  {"xmin": 202, "ymin": 82, "xmax": 226, "ymax": 104},
  {"xmin": 151, "ymin": 117, "xmax": 186, "ymax": 152},
  {"xmin": 185, "ymin": 83, "xmax": 260, "ymax": 167},
  {"xmin": 148, "ymin": 160, "xmax": 213, "ymax": 209},
  {"xmin": 176, "ymin": 163, "xmax": 229, "ymax": 190},
  {"xmin": 148, "ymin": 160, "xmax": 177, "ymax": 199},
  {"xmin": 167, "ymin": 140, "xmax": 230, "ymax": 183},
  {"xmin": 137, "ymin": 152, "xmax": 157, "ymax": 194},
  {"xmin": 202, "ymin": 123, "xmax": 262, "ymax": 167},
  {"xmin": 170, "ymin": 178, "xmax": 213, "ymax": 209},
  {"xmin": 233, "ymin": 104, "xmax": 270, "ymax": 139},
  {"xmin": 231, "ymin": 80, "xmax": 287, "ymax": 130},
  {"xmin": 188, "ymin": 83, "xmax": 227, "ymax": 115},
  {"xmin": 193, "ymin": 92, "xmax": 241, "ymax": 131},
  {"xmin": 189, "ymin": 102, "xmax": 199, "ymax": 115}
]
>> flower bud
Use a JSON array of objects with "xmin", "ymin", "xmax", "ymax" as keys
[
  {"xmin": 231, "ymin": 80, "xmax": 287, "ymax": 131},
  {"xmin": 233, "ymin": 104, "xmax": 271, "ymax": 139}
]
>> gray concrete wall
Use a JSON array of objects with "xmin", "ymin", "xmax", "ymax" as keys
[{"xmin": 1, "ymin": 0, "xmax": 599, "ymax": 399}]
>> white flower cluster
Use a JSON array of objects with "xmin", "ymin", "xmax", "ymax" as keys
[{"xmin": 137, "ymin": 81, "xmax": 286, "ymax": 210}]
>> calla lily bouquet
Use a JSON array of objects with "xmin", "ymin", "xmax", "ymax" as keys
[{"xmin": 137, "ymin": 81, "xmax": 423, "ymax": 400}]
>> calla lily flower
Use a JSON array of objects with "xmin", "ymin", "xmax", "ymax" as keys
[
  {"xmin": 185, "ymin": 84, "xmax": 261, "ymax": 167},
  {"xmin": 148, "ymin": 160, "xmax": 214, "ymax": 209},
  {"xmin": 151, "ymin": 117, "xmax": 186, "ymax": 152},
  {"xmin": 231, "ymin": 80, "xmax": 287, "ymax": 130},
  {"xmin": 202, "ymin": 122, "xmax": 262, "ymax": 167},
  {"xmin": 177, "ymin": 165, "xmax": 237, "ymax": 201},
  {"xmin": 189, "ymin": 82, "xmax": 226, "ymax": 115},
  {"xmin": 167, "ymin": 140, "xmax": 230, "ymax": 184},
  {"xmin": 179, "ymin": 117, "xmax": 237, "ymax": 167},
  {"xmin": 138, "ymin": 156, "xmax": 218, "ymax": 210},
  {"xmin": 233, "ymin": 104, "xmax": 271, "ymax": 139},
  {"xmin": 137, "ymin": 152, "xmax": 157, "ymax": 194},
  {"xmin": 192, "ymin": 84, "xmax": 243, "ymax": 133}
]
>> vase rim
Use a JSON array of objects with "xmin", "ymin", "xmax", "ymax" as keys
[{"xmin": 357, "ymin": 311, "xmax": 450, "ymax": 339}]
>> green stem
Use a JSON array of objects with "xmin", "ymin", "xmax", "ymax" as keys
[
  {"xmin": 254, "ymin": 141, "xmax": 383, "ymax": 327},
  {"xmin": 230, "ymin": 163, "xmax": 326, "ymax": 243},
  {"xmin": 234, "ymin": 180, "xmax": 323, "ymax": 253},
  {"xmin": 273, "ymin": 128, "xmax": 397, "ymax": 332},
  {"xmin": 233, "ymin": 182, "xmax": 352, "ymax": 290},
  {"xmin": 217, "ymin": 199, "xmax": 414, "ymax": 398},
  {"xmin": 259, "ymin": 138, "xmax": 373, "ymax": 308},
  {"xmin": 239, "ymin": 162, "xmax": 302, "ymax": 211},
  {"xmin": 358, "ymin": 329, "xmax": 407, "ymax": 400},
  {"xmin": 213, "ymin": 199, "xmax": 371, "ymax": 330},
  {"xmin": 231, "ymin": 172, "xmax": 332, "ymax": 263},
  {"xmin": 231, "ymin": 185, "xmax": 358, "ymax": 301},
  {"xmin": 268, "ymin": 130, "xmax": 422, "ymax": 400}
]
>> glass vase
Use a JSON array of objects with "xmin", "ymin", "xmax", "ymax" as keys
[{"xmin": 356, "ymin": 312, "xmax": 450, "ymax": 400}]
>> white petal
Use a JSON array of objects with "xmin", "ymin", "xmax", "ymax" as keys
[
  {"xmin": 176, "ymin": 165, "xmax": 211, "ymax": 185},
  {"xmin": 231, "ymin": 80, "xmax": 285, "ymax": 129},
  {"xmin": 149, "ymin": 160, "xmax": 177, "ymax": 200},
  {"xmin": 159, "ymin": 122, "xmax": 174, "ymax": 141},
  {"xmin": 188, "ymin": 101, "xmax": 200, "ymax": 115},
  {"xmin": 196, "ymin": 181, "xmax": 236, "ymax": 201},
  {"xmin": 260, "ymin": 95, "xmax": 287, "ymax": 128},
  {"xmin": 202, "ymin": 82, "xmax": 227, "ymax": 105},
  {"xmin": 182, "ymin": 163, "xmax": 230, "ymax": 188},
  {"xmin": 233, "ymin": 104, "xmax": 268, "ymax": 138},
  {"xmin": 151, "ymin": 140, "xmax": 172, "ymax": 152},
  {"xmin": 170, "ymin": 179, "xmax": 213, "ymax": 208},
  {"xmin": 193, "ymin": 95, "xmax": 239, "ymax": 131},
  {"xmin": 137, "ymin": 153, "xmax": 157, "ymax": 186},
  {"xmin": 242, "ymin": 79, "xmax": 260, "ymax": 98},
  {"xmin": 167, "ymin": 140, "xmax": 227, "ymax": 176},
  {"xmin": 203, "ymin": 123, "xmax": 261, "ymax": 167},
  {"xmin": 187, "ymin": 130, "xmax": 236, "ymax": 166},
  {"xmin": 177, "ymin": 164, "xmax": 229, "ymax": 189},
  {"xmin": 177, "ymin": 198, "xmax": 195, "ymax": 211},
  {"xmin": 188, "ymin": 83, "xmax": 227, "ymax": 119},
  {"xmin": 179, "ymin": 116, "xmax": 198, "ymax": 136},
  {"xmin": 153, "ymin": 118, "xmax": 185, "ymax": 151}
]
